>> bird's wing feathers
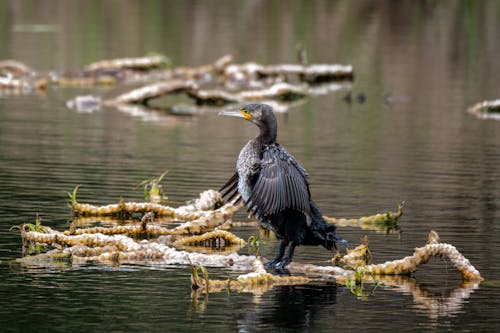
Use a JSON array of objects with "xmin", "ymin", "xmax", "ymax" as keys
[
  {"xmin": 219, "ymin": 172, "xmax": 242, "ymax": 204},
  {"xmin": 247, "ymin": 144, "xmax": 310, "ymax": 218}
]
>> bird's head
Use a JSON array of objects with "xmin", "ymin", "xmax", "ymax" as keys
[
  {"xmin": 324, "ymin": 225, "xmax": 348, "ymax": 251},
  {"xmin": 219, "ymin": 104, "xmax": 277, "ymax": 142}
]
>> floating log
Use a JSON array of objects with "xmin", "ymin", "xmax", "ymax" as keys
[
  {"xmin": 468, "ymin": 99, "xmax": 500, "ymax": 119},
  {"xmin": 191, "ymin": 259, "xmax": 313, "ymax": 293},
  {"xmin": 20, "ymin": 217, "xmax": 482, "ymax": 285},
  {"xmin": 105, "ymin": 80, "xmax": 196, "ymax": 105},
  {"xmin": 190, "ymin": 230, "xmax": 482, "ymax": 294},
  {"xmin": 0, "ymin": 60, "xmax": 34, "ymax": 75},
  {"xmin": 172, "ymin": 230, "xmax": 246, "ymax": 247},
  {"xmin": 169, "ymin": 203, "xmax": 240, "ymax": 235},
  {"xmin": 223, "ymin": 62, "xmax": 354, "ymax": 84},
  {"xmin": 55, "ymin": 74, "xmax": 117, "ymax": 87},
  {"xmin": 365, "ymin": 230, "xmax": 483, "ymax": 281},
  {"xmin": 66, "ymin": 95, "xmax": 102, "ymax": 113},
  {"xmin": 19, "ymin": 231, "xmax": 256, "ymax": 270},
  {"xmin": 332, "ymin": 237, "xmax": 371, "ymax": 268},
  {"xmin": 0, "ymin": 73, "xmax": 48, "ymax": 91},
  {"xmin": 19, "ymin": 184, "xmax": 481, "ymax": 293},
  {"xmin": 71, "ymin": 189, "xmax": 223, "ymax": 219},
  {"xmin": 257, "ymin": 64, "xmax": 354, "ymax": 83},
  {"xmin": 84, "ymin": 55, "xmax": 170, "ymax": 72},
  {"xmin": 237, "ymin": 82, "xmax": 308, "ymax": 101}
]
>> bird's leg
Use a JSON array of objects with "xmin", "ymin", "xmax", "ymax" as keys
[
  {"xmin": 264, "ymin": 240, "xmax": 287, "ymax": 269},
  {"xmin": 275, "ymin": 241, "xmax": 297, "ymax": 269}
]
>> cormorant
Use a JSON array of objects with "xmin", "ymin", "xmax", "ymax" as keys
[{"xmin": 219, "ymin": 103, "xmax": 347, "ymax": 269}]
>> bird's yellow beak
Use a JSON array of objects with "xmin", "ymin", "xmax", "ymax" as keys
[
  {"xmin": 218, "ymin": 109, "xmax": 253, "ymax": 120},
  {"xmin": 239, "ymin": 109, "xmax": 252, "ymax": 120}
]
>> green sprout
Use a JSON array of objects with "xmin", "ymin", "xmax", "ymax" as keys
[
  {"xmin": 345, "ymin": 267, "xmax": 383, "ymax": 299},
  {"xmin": 248, "ymin": 235, "xmax": 260, "ymax": 256},
  {"xmin": 67, "ymin": 185, "xmax": 80, "ymax": 206},
  {"xmin": 138, "ymin": 171, "xmax": 169, "ymax": 203}
]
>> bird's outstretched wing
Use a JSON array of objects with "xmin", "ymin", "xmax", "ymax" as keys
[
  {"xmin": 219, "ymin": 172, "xmax": 242, "ymax": 204},
  {"xmin": 247, "ymin": 143, "xmax": 310, "ymax": 219}
]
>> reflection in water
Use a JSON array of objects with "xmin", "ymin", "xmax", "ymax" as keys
[
  {"xmin": 244, "ymin": 284, "xmax": 340, "ymax": 331},
  {"xmin": 1, "ymin": 1, "xmax": 500, "ymax": 332},
  {"xmin": 379, "ymin": 276, "xmax": 479, "ymax": 321},
  {"xmin": 192, "ymin": 276, "xmax": 479, "ymax": 330}
]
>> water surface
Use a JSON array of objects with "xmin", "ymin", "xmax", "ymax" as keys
[{"xmin": 1, "ymin": 1, "xmax": 499, "ymax": 332}]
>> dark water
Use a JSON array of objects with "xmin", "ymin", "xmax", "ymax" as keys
[{"xmin": 1, "ymin": 1, "xmax": 500, "ymax": 332}]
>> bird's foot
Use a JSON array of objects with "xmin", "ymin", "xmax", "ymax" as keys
[
  {"xmin": 264, "ymin": 258, "xmax": 291, "ymax": 272},
  {"xmin": 264, "ymin": 259, "xmax": 281, "ymax": 269},
  {"xmin": 275, "ymin": 257, "xmax": 291, "ymax": 269}
]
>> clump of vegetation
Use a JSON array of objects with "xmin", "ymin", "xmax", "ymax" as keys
[{"xmin": 138, "ymin": 170, "xmax": 169, "ymax": 203}]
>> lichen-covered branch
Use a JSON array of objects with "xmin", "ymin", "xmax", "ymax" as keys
[
  {"xmin": 172, "ymin": 230, "xmax": 246, "ymax": 247},
  {"xmin": 71, "ymin": 189, "xmax": 224, "ymax": 219},
  {"xmin": 191, "ymin": 258, "xmax": 313, "ymax": 294},
  {"xmin": 19, "ymin": 231, "xmax": 256, "ymax": 270},
  {"xmin": 365, "ymin": 230, "xmax": 483, "ymax": 281},
  {"xmin": 189, "ymin": 231, "xmax": 482, "ymax": 296},
  {"xmin": 20, "ymin": 185, "xmax": 482, "ymax": 294}
]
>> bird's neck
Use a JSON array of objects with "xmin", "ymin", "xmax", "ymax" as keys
[{"xmin": 257, "ymin": 123, "xmax": 277, "ymax": 144}]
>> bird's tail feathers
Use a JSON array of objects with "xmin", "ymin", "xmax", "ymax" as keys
[{"xmin": 310, "ymin": 201, "xmax": 348, "ymax": 249}]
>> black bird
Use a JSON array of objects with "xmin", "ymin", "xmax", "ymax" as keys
[{"xmin": 219, "ymin": 104, "xmax": 347, "ymax": 269}]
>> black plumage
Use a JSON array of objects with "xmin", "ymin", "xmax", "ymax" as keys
[{"xmin": 219, "ymin": 103, "xmax": 347, "ymax": 269}]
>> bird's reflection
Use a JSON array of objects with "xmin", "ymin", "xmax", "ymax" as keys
[{"xmin": 237, "ymin": 283, "xmax": 341, "ymax": 331}]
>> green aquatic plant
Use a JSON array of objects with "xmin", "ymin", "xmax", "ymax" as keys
[
  {"xmin": 67, "ymin": 185, "xmax": 80, "ymax": 206},
  {"xmin": 138, "ymin": 170, "xmax": 169, "ymax": 203},
  {"xmin": 248, "ymin": 235, "xmax": 261, "ymax": 256},
  {"xmin": 345, "ymin": 266, "xmax": 382, "ymax": 298}
]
